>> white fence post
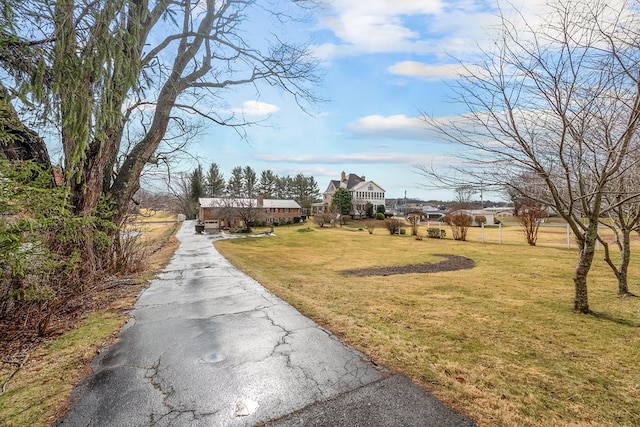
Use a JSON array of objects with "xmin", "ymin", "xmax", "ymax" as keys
[
  {"xmin": 481, "ymin": 223, "xmax": 485, "ymax": 243},
  {"xmin": 499, "ymin": 223, "xmax": 502, "ymax": 244}
]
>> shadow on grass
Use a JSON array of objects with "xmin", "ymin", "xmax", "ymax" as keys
[{"xmin": 589, "ymin": 309, "xmax": 640, "ymax": 328}]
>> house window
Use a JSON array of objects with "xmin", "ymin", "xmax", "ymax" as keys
[{"xmin": 368, "ymin": 184, "xmax": 373, "ymax": 191}]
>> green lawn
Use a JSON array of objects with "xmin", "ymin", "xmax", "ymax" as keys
[{"xmin": 215, "ymin": 221, "xmax": 640, "ymax": 427}]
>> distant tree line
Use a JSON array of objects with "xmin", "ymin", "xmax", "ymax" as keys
[{"xmin": 184, "ymin": 163, "xmax": 321, "ymax": 218}]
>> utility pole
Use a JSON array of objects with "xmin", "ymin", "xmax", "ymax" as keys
[{"xmin": 404, "ymin": 190, "xmax": 407, "ymax": 216}]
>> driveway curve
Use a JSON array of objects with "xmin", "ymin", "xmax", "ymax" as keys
[{"xmin": 56, "ymin": 221, "xmax": 476, "ymax": 427}]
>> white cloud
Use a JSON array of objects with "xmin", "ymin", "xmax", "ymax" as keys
[
  {"xmin": 347, "ymin": 114, "xmax": 432, "ymax": 140},
  {"xmin": 387, "ymin": 61, "xmax": 463, "ymax": 81},
  {"xmin": 253, "ymin": 152, "xmax": 449, "ymax": 166},
  {"xmin": 314, "ymin": 1, "xmax": 443, "ymax": 58},
  {"xmin": 311, "ymin": 0, "xmax": 559, "ymax": 60},
  {"xmin": 231, "ymin": 101, "xmax": 280, "ymax": 117}
]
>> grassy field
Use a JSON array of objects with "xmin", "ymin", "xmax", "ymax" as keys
[{"xmin": 215, "ymin": 220, "xmax": 640, "ymax": 427}]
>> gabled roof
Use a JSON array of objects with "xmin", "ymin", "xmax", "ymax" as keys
[
  {"xmin": 198, "ymin": 197, "xmax": 301, "ymax": 209},
  {"xmin": 351, "ymin": 180, "xmax": 385, "ymax": 192},
  {"xmin": 261, "ymin": 199, "xmax": 301, "ymax": 208},
  {"xmin": 325, "ymin": 180, "xmax": 340, "ymax": 193},
  {"xmin": 345, "ymin": 173, "xmax": 364, "ymax": 189},
  {"xmin": 324, "ymin": 173, "xmax": 386, "ymax": 195}
]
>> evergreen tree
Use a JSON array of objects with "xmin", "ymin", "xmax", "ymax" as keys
[
  {"xmin": 275, "ymin": 175, "xmax": 293, "ymax": 199},
  {"xmin": 227, "ymin": 166, "xmax": 244, "ymax": 197},
  {"xmin": 243, "ymin": 166, "xmax": 257, "ymax": 198},
  {"xmin": 258, "ymin": 170, "xmax": 278, "ymax": 197},
  {"xmin": 291, "ymin": 173, "xmax": 320, "ymax": 215},
  {"xmin": 205, "ymin": 163, "xmax": 225, "ymax": 197},
  {"xmin": 188, "ymin": 165, "xmax": 205, "ymax": 218},
  {"xmin": 331, "ymin": 188, "xmax": 352, "ymax": 216}
]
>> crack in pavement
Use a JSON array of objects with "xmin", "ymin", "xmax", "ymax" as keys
[{"xmin": 56, "ymin": 222, "xmax": 475, "ymax": 427}]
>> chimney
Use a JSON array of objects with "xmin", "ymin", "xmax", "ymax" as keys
[
  {"xmin": 257, "ymin": 195, "xmax": 264, "ymax": 207},
  {"xmin": 361, "ymin": 175, "xmax": 365, "ymax": 181},
  {"xmin": 341, "ymin": 171, "xmax": 346, "ymax": 181}
]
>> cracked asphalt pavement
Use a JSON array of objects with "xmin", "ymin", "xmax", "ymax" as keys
[{"xmin": 55, "ymin": 221, "xmax": 476, "ymax": 427}]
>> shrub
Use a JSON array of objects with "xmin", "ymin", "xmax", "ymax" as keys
[
  {"xmin": 313, "ymin": 213, "xmax": 334, "ymax": 228},
  {"xmin": 427, "ymin": 228, "xmax": 446, "ymax": 238},
  {"xmin": 384, "ymin": 218, "xmax": 403, "ymax": 235},
  {"xmin": 364, "ymin": 220, "xmax": 377, "ymax": 234},
  {"xmin": 0, "ymin": 160, "xmax": 119, "ymax": 336},
  {"xmin": 475, "ymin": 215, "xmax": 487, "ymax": 226},
  {"xmin": 376, "ymin": 212, "xmax": 385, "ymax": 220},
  {"xmin": 444, "ymin": 212, "xmax": 473, "ymax": 241},
  {"xmin": 399, "ymin": 228, "xmax": 406, "ymax": 235}
]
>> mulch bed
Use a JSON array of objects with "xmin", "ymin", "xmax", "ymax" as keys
[{"xmin": 341, "ymin": 254, "xmax": 475, "ymax": 276}]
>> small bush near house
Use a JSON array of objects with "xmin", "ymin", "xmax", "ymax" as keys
[
  {"xmin": 475, "ymin": 215, "xmax": 487, "ymax": 226},
  {"xmin": 313, "ymin": 213, "xmax": 334, "ymax": 228},
  {"xmin": 376, "ymin": 212, "xmax": 385, "ymax": 220},
  {"xmin": 427, "ymin": 228, "xmax": 446, "ymax": 239}
]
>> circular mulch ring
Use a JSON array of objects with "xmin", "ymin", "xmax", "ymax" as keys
[{"xmin": 341, "ymin": 254, "xmax": 475, "ymax": 277}]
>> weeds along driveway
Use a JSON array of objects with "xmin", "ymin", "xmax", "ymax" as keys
[{"xmin": 55, "ymin": 221, "xmax": 475, "ymax": 427}]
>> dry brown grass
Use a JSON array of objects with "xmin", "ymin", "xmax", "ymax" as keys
[
  {"xmin": 0, "ymin": 214, "xmax": 180, "ymax": 427},
  {"xmin": 215, "ymin": 221, "xmax": 640, "ymax": 427}
]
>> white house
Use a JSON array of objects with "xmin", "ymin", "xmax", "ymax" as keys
[{"xmin": 319, "ymin": 171, "xmax": 386, "ymax": 217}]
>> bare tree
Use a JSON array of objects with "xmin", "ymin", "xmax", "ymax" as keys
[
  {"xmin": 313, "ymin": 213, "xmax": 333, "ymax": 228},
  {"xmin": 599, "ymin": 162, "xmax": 640, "ymax": 296},
  {"xmin": 406, "ymin": 211, "xmax": 425, "ymax": 236},
  {"xmin": 215, "ymin": 197, "xmax": 263, "ymax": 233},
  {"xmin": 352, "ymin": 197, "xmax": 367, "ymax": 219},
  {"xmin": 419, "ymin": 0, "xmax": 640, "ymax": 313},
  {"xmin": 1, "ymin": 0, "xmax": 320, "ymax": 263},
  {"xmin": 508, "ymin": 180, "xmax": 549, "ymax": 246},
  {"xmin": 454, "ymin": 185, "xmax": 476, "ymax": 209},
  {"xmin": 364, "ymin": 219, "xmax": 377, "ymax": 234},
  {"xmin": 166, "ymin": 172, "xmax": 196, "ymax": 219}
]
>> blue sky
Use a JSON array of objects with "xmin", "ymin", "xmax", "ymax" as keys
[{"xmin": 180, "ymin": 0, "xmax": 542, "ymax": 201}]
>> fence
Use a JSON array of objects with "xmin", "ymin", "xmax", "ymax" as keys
[{"xmin": 424, "ymin": 221, "xmax": 607, "ymax": 250}]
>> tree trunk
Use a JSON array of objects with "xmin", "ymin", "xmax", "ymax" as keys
[
  {"xmin": 573, "ymin": 224, "xmax": 598, "ymax": 314},
  {"xmin": 617, "ymin": 229, "xmax": 632, "ymax": 296},
  {"xmin": 0, "ymin": 84, "xmax": 52, "ymax": 170}
]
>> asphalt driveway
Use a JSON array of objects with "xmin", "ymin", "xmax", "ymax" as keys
[{"xmin": 55, "ymin": 221, "xmax": 476, "ymax": 426}]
